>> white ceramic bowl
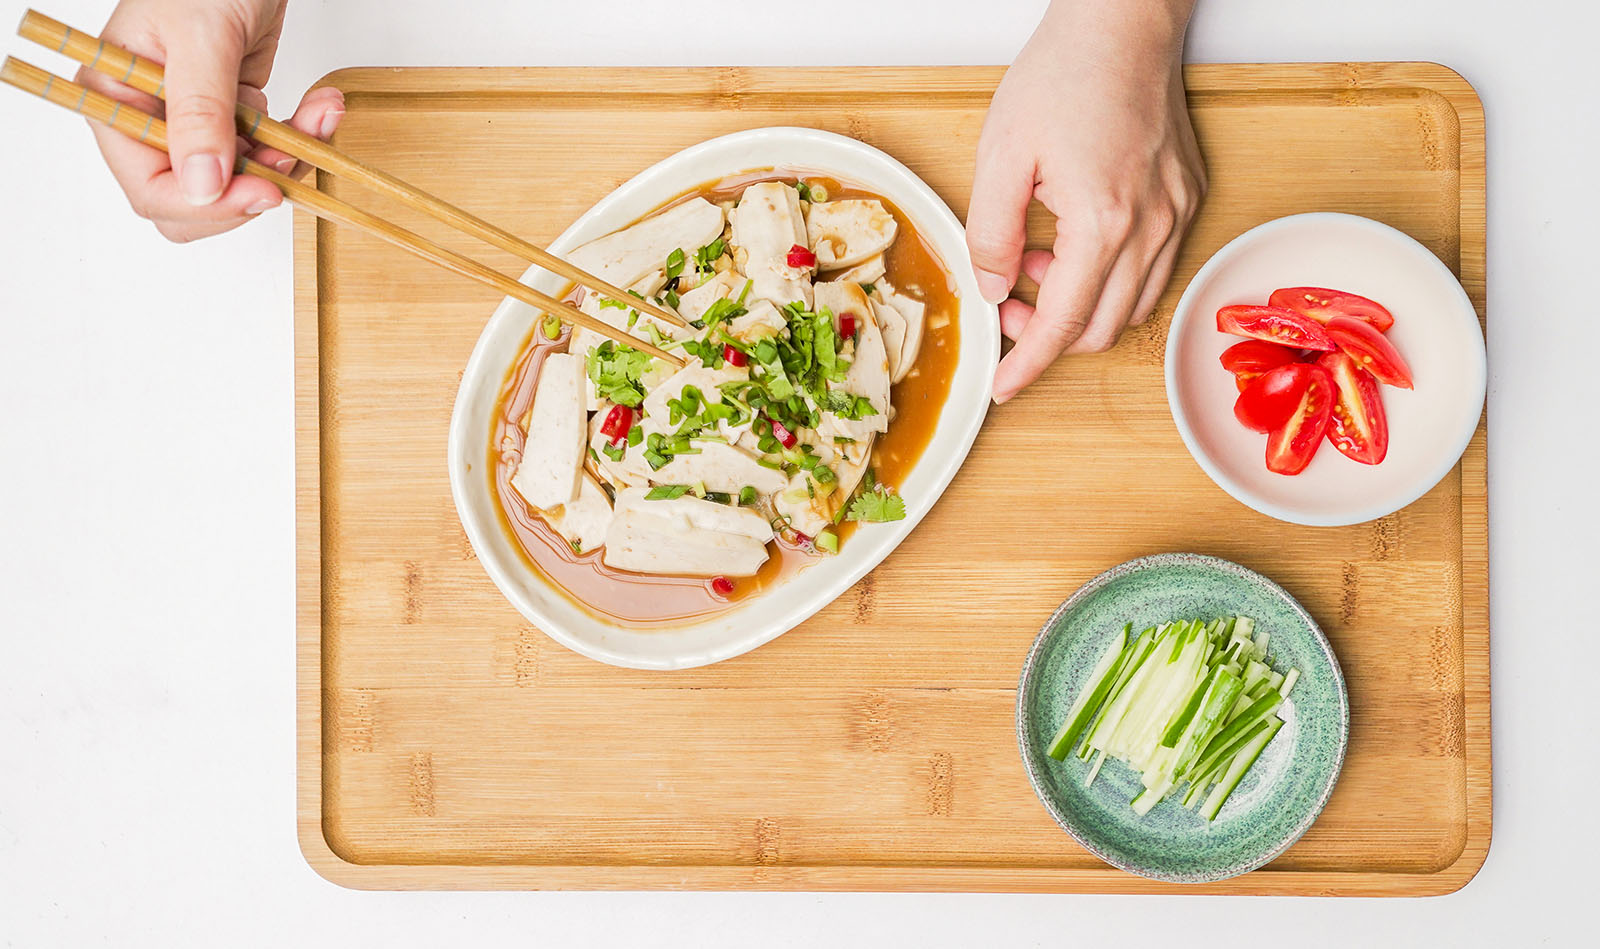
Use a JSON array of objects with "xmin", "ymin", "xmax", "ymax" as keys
[
  {"xmin": 448, "ymin": 127, "xmax": 999, "ymax": 670},
  {"xmin": 1165, "ymin": 212, "xmax": 1485, "ymax": 527}
]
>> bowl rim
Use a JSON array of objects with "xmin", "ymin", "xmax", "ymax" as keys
[
  {"xmin": 1163, "ymin": 211, "xmax": 1487, "ymax": 527},
  {"xmin": 445, "ymin": 126, "xmax": 998, "ymax": 670},
  {"xmin": 1014, "ymin": 552, "xmax": 1351, "ymax": 883}
]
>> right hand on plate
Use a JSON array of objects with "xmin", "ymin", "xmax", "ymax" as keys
[{"xmin": 77, "ymin": 0, "xmax": 345, "ymax": 242}]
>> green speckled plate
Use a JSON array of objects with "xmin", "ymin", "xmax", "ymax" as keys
[{"xmin": 1016, "ymin": 553, "xmax": 1349, "ymax": 883}]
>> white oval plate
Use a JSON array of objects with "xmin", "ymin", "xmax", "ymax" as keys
[
  {"xmin": 1165, "ymin": 212, "xmax": 1486, "ymax": 527},
  {"xmin": 448, "ymin": 127, "xmax": 999, "ymax": 670}
]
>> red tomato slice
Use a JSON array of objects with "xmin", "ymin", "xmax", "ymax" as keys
[
  {"xmin": 1216, "ymin": 305, "xmax": 1336, "ymax": 351},
  {"xmin": 1234, "ymin": 363, "xmax": 1317, "ymax": 433},
  {"xmin": 1220, "ymin": 340, "xmax": 1300, "ymax": 391},
  {"xmin": 1318, "ymin": 351, "xmax": 1389, "ymax": 465},
  {"xmin": 1265, "ymin": 363, "xmax": 1336, "ymax": 475},
  {"xmin": 1324, "ymin": 315, "xmax": 1414, "ymax": 389},
  {"xmin": 1269, "ymin": 286, "xmax": 1395, "ymax": 332}
]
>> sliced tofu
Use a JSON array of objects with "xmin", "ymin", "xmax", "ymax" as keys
[
  {"xmin": 806, "ymin": 199, "xmax": 897, "ymax": 269},
  {"xmin": 731, "ymin": 181, "xmax": 814, "ymax": 309},
  {"xmin": 814, "ymin": 281, "xmax": 891, "ymax": 439},
  {"xmin": 731, "ymin": 181, "xmax": 807, "ymax": 265},
  {"xmin": 612, "ymin": 487, "xmax": 774, "ymax": 542},
  {"xmin": 603, "ymin": 490, "xmax": 771, "ymax": 578},
  {"xmin": 654, "ymin": 442, "xmax": 788, "ymax": 496},
  {"xmin": 727, "ymin": 299, "xmax": 788, "ymax": 343},
  {"xmin": 872, "ymin": 280, "xmax": 927, "ymax": 383},
  {"xmin": 565, "ymin": 197, "xmax": 725, "ymax": 289},
  {"xmin": 871, "ymin": 297, "xmax": 908, "ymax": 381},
  {"xmin": 546, "ymin": 473, "xmax": 613, "ymax": 554},
  {"xmin": 826, "ymin": 254, "xmax": 886, "ymax": 286},
  {"xmin": 675, "ymin": 270, "xmax": 742, "ymax": 326},
  {"xmin": 510, "ymin": 352, "xmax": 587, "ymax": 510},
  {"xmin": 641, "ymin": 363, "xmax": 747, "ymax": 426},
  {"xmin": 588, "ymin": 407, "xmax": 653, "ymax": 489},
  {"xmin": 773, "ymin": 433, "xmax": 874, "ymax": 538}
]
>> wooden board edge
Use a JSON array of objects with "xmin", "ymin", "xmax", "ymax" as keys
[{"xmin": 292, "ymin": 62, "xmax": 1493, "ymax": 895}]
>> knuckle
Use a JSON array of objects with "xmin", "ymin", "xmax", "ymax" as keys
[
  {"xmin": 166, "ymin": 93, "xmax": 232, "ymax": 131},
  {"xmin": 1084, "ymin": 197, "xmax": 1136, "ymax": 244},
  {"xmin": 966, "ymin": 227, "xmax": 1025, "ymax": 266}
]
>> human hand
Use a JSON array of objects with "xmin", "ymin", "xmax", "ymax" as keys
[
  {"xmin": 968, "ymin": 0, "xmax": 1206, "ymax": 403},
  {"xmin": 77, "ymin": 0, "xmax": 344, "ymax": 242}
]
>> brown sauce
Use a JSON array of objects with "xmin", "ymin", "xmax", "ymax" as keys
[{"xmin": 490, "ymin": 170, "xmax": 961, "ymax": 627}]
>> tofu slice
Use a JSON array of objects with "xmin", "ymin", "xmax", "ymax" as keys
[
  {"xmin": 675, "ymin": 270, "xmax": 743, "ymax": 326},
  {"xmin": 773, "ymin": 433, "xmax": 875, "ymax": 538},
  {"xmin": 813, "ymin": 281, "xmax": 891, "ymax": 438},
  {"xmin": 653, "ymin": 442, "xmax": 788, "ymax": 496},
  {"xmin": 826, "ymin": 254, "xmax": 886, "ymax": 286},
  {"xmin": 565, "ymin": 197, "xmax": 725, "ymax": 289},
  {"xmin": 872, "ymin": 280, "xmax": 927, "ymax": 383},
  {"xmin": 603, "ymin": 489, "xmax": 772, "ymax": 577},
  {"xmin": 641, "ymin": 363, "xmax": 747, "ymax": 425},
  {"xmin": 588, "ymin": 407, "xmax": 653, "ymax": 489},
  {"xmin": 546, "ymin": 472, "xmax": 614, "ymax": 554},
  {"xmin": 731, "ymin": 181, "xmax": 814, "ymax": 308},
  {"xmin": 871, "ymin": 297, "xmax": 908, "ymax": 381},
  {"xmin": 612, "ymin": 487, "xmax": 774, "ymax": 541},
  {"xmin": 510, "ymin": 352, "xmax": 587, "ymax": 510},
  {"xmin": 727, "ymin": 299, "xmax": 787, "ymax": 344},
  {"xmin": 806, "ymin": 199, "xmax": 897, "ymax": 269}
]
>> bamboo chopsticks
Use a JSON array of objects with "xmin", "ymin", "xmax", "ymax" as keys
[{"xmin": 5, "ymin": 10, "xmax": 688, "ymax": 366}]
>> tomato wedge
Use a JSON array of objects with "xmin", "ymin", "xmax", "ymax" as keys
[
  {"xmin": 1324, "ymin": 315, "xmax": 1414, "ymax": 389},
  {"xmin": 1220, "ymin": 340, "xmax": 1300, "ymax": 391},
  {"xmin": 1269, "ymin": 286, "xmax": 1395, "ymax": 333},
  {"xmin": 1264, "ymin": 363, "xmax": 1336, "ymax": 475},
  {"xmin": 1216, "ymin": 305, "xmax": 1336, "ymax": 351},
  {"xmin": 1235, "ymin": 363, "xmax": 1318, "ymax": 433},
  {"xmin": 1318, "ymin": 351, "xmax": 1389, "ymax": 465}
]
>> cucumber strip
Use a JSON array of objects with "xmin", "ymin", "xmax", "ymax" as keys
[
  {"xmin": 1188, "ymin": 705, "xmax": 1277, "ymax": 783},
  {"xmin": 1084, "ymin": 748, "xmax": 1107, "ymax": 786},
  {"xmin": 1190, "ymin": 716, "xmax": 1273, "ymax": 784},
  {"xmin": 1171, "ymin": 669, "xmax": 1245, "ymax": 776},
  {"xmin": 1280, "ymin": 668, "xmax": 1300, "ymax": 698},
  {"xmin": 1046, "ymin": 625, "xmax": 1129, "ymax": 760},
  {"xmin": 1131, "ymin": 778, "xmax": 1173, "ymax": 816},
  {"xmin": 1199, "ymin": 719, "xmax": 1283, "ymax": 821},
  {"xmin": 1161, "ymin": 666, "xmax": 1219, "ymax": 748}
]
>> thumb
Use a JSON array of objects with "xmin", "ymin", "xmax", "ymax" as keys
[
  {"xmin": 161, "ymin": 19, "xmax": 245, "ymax": 207},
  {"xmin": 965, "ymin": 140, "xmax": 1035, "ymax": 305}
]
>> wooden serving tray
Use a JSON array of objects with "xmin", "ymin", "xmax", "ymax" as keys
[{"xmin": 296, "ymin": 64, "xmax": 1488, "ymax": 894}]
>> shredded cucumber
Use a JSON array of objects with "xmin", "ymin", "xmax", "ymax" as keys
[{"xmin": 1044, "ymin": 615, "xmax": 1300, "ymax": 821}]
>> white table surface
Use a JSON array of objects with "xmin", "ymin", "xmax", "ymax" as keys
[{"xmin": 2, "ymin": 0, "xmax": 1595, "ymax": 944}]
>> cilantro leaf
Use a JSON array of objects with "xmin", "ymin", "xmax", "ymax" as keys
[
  {"xmin": 645, "ymin": 484, "xmax": 691, "ymax": 500},
  {"xmin": 665, "ymin": 248, "xmax": 685, "ymax": 279},
  {"xmin": 846, "ymin": 489, "xmax": 906, "ymax": 523},
  {"xmin": 585, "ymin": 341, "xmax": 653, "ymax": 407}
]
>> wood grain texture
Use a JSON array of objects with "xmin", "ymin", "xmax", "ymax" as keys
[{"xmin": 295, "ymin": 63, "xmax": 1489, "ymax": 893}]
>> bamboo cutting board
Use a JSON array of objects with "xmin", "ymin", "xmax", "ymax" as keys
[{"xmin": 295, "ymin": 64, "xmax": 1488, "ymax": 893}]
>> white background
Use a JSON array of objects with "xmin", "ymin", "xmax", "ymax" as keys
[{"xmin": 2, "ymin": 0, "xmax": 1595, "ymax": 944}]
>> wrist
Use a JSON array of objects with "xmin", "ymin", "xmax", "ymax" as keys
[{"xmin": 1037, "ymin": 0, "xmax": 1194, "ymax": 62}]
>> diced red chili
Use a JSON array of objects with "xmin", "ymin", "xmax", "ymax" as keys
[
  {"xmin": 723, "ymin": 344, "xmax": 748, "ymax": 367},
  {"xmin": 786, "ymin": 244, "xmax": 816, "ymax": 269},
  {"xmin": 838, "ymin": 312, "xmax": 857, "ymax": 339},
  {"xmin": 792, "ymin": 531, "xmax": 811, "ymax": 547},
  {"xmin": 769, "ymin": 417, "xmax": 798, "ymax": 448},
  {"xmin": 599, "ymin": 404, "xmax": 632, "ymax": 445},
  {"xmin": 710, "ymin": 576, "xmax": 735, "ymax": 597}
]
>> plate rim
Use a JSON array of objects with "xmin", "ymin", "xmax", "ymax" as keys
[{"xmin": 1014, "ymin": 551, "xmax": 1351, "ymax": 883}]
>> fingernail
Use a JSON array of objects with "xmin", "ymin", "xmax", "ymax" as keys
[
  {"xmin": 180, "ymin": 154, "xmax": 226, "ymax": 206},
  {"xmin": 274, "ymin": 156, "xmax": 296, "ymax": 173},
  {"xmin": 318, "ymin": 108, "xmax": 345, "ymax": 139},
  {"xmin": 245, "ymin": 198, "xmax": 278, "ymax": 215},
  {"xmin": 975, "ymin": 269, "xmax": 1011, "ymax": 305}
]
